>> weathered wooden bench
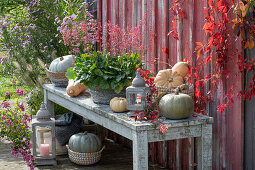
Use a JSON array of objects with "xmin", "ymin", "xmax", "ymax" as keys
[{"xmin": 43, "ymin": 84, "xmax": 213, "ymax": 170}]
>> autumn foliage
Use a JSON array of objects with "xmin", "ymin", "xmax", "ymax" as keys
[{"xmin": 168, "ymin": 0, "xmax": 255, "ymax": 115}]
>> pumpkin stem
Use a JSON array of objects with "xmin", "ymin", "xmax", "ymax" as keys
[
  {"xmin": 175, "ymin": 87, "xmax": 181, "ymax": 95},
  {"xmin": 69, "ymin": 89, "xmax": 74, "ymax": 94},
  {"xmin": 168, "ymin": 78, "xmax": 173, "ymax": 82},
  {"xmin": 84, "ymin": 131, "xmax": 88, "ymax": 135},
  {"xmin": 60, "ymin": 56, "xmax": 64, "ymax": 61}
]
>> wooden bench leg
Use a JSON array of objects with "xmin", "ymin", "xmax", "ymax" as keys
[
  {"xmin": 133, "ymin": 131, "xmax": 148, "ymax": 170},
  {"xmin": 44, "ymin": 89, "xmax": 55, "ymax": 117},
  {"xmin": 198, "ymin": 123, "xmax": 212, "ymax": 170}
]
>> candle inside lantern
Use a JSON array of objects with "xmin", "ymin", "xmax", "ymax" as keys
[
  {"xmin": 136, "ymin": 94, "xmax": 141, "ymax": 105},
  {"xmin": 40, "ymin": 144, "xmax": 50, "ymax": 156}
]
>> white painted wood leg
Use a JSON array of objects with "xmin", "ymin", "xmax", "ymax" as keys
[
  {"xmin": 133, "ymin": 131, "xmax": 148, "ymax": 170},
  {"xmin": 198, "ymin": 123, "xmax": 213, "ymax": 170},
  {"xmin": 44, "ymin": 89, "xmax": 55, "ymax": 117}
]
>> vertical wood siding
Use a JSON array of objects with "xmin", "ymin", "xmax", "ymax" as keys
[{"xmin": 98, "ymin": 0, "xmax": 243, "ymax": 169}]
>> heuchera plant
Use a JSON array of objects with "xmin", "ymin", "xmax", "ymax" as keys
[
  {"xmin": 66, "ymin": 51, "xmax": 143, "ymax": 93},
  {"xmin": 103, "ymin": 15, "xmax": 146, "ymax": 57},
  {"xmin": 0, "ymin": 90, "xmax": 34, "ymax": 169}
]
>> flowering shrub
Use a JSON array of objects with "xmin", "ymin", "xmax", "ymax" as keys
[
  {"xmin": 103, "ymin": 16, "xmax": 146, "ymax": 57},
  {"xmin": 0, "ymin": 90, "xmax": 34, "ymax": 169},
  {"xmin": 58, "ymin": 9, "xmax": 101, "ymax": 55},
  {"xmin": 0, "ymin": 0, "xmax": 89, "ymax": 82}
]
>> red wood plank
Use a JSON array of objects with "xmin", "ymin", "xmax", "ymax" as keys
[
  {"xmin": 99, "ymin": 1, "xmax": 244, "ymax": 169},
  {"xmin": 168, "ymin": 0, "xmax": 177, "ymax": 68}
]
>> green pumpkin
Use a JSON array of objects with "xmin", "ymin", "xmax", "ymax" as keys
[
  {"xmin": 159, "ymin": 91, "xmax": 194, "ymax": 119},
  {"xmin": 68, "ymin": 132, "xmax": 102, "ymax": 153},
  {"xmin": 49, "ymin": 55, "xmax": 74, "ymax": 72}
]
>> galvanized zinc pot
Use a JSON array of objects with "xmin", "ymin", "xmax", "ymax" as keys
[{"xmin": 88, "ymin": 88, "xmax": 126, "ymax": 105}]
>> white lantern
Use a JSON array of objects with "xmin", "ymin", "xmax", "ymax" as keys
[{"xmin": 32, "ymin": 103, "xmax": 56, "ymax": 166}]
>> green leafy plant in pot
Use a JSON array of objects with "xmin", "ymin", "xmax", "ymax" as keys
[{"xmin": 66, "ymin": 51, "xmax": 143, "ymax": 104}]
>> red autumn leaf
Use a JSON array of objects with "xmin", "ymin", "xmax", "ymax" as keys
[
  {"xmin": 205, "ymin": 74, "xmax": 210, "ymax": 80},
  {"xmin": 249, "ymin": 40, "xmax": 255, "ymax": 49},
  {"xmin": 206, "ymin": 54, "xmax": 211, "ymax": 63},
  {"xmin": 196, "ymin": 41, "xmax": 203, "ymax": 47},
  {"xmin": 203, "ymin": 22, "xmax": 215, "ymax": 34},
  {"xmin": 168, "ymin": 30, "xmax": 174, "ymax": 36},
  {"xmin": 231, "ymin": 0, "xmax": 234, "ymax": 5},
  {"xmin": 204, "ymin": 8, "xmax": 209, "ymax": 15},
  {"xmin": 197, "ymin": 49, "xmax": 203, "ymax": 59},
  {"xmin": 162, "ymin": 48, "xmax": 169, "ymax": 54}
]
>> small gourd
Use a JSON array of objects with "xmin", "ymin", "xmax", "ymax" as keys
[
  {"xmin": 154, "ymin": 69, "xmax": 183, "ymax": 88},
  {"xmin": 172, "ymin": 62, "xmax": 190, "ymax": 77},
  {"xmin": 110, "ymin": 97, "xmax": 128, "ymax": 112},
  {"xmin": 159, "ymin": 88, "xmax": 194, "ymax": 119},
  {"xmin": 49, "ymin": 55, "xmax": 75, "ymax": 73},
  {"xmin": 68, "ymin": 132, "xmax": 102, "ymax": 153},
  {"xmin": 66, "ymin": 79, "xmax": 87, "ymax": 97}
]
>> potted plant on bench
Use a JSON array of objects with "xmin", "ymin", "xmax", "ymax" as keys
[{"xmin": 66, "ymin": 51, "xmax": 143, "ymax": 104}]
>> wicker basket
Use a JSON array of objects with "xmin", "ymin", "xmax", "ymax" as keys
[
  {"xmin": 66, "ymin": 145, "xmax": 105, "ymax": 165},
  {"xmin": 45, "ymin": 65, "xmax": 69, "ymax": 87},
  {"xmin": 152, "ymin": 84, "xmax": 194, "ymax": 103}
]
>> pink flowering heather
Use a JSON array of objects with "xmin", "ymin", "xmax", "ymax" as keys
[{"xmin": 102, "ymin": 14, "xmax": 147, "ymax": 57}]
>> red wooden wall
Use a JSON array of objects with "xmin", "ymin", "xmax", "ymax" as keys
[{"xmin": 97, "ymin": 0, "xmax": 243, "ymax": 169}]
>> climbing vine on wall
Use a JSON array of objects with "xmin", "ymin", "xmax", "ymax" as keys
[{"xmin": 167, "ymin": 0, "xmax": 255, "ymax": 115}]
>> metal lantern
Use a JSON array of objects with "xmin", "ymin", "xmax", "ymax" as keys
[
  {"xmin": 126, "ymin": 69, "xmax": 150, "ymax": 112},
  {"xmin": 32, "ymin": 103, "xmax": 56, "ymax": 166}
]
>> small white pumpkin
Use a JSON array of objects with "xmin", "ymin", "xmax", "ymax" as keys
[
  {"xmin": 110, "ymin": 97, "xmax": 128, "ymax": 112},
  {"xmin": 49, "ymin": 55, "xmax": 75, "ymax": 73}
]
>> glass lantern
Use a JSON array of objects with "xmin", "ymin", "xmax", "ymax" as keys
[
  {"xmin": 126, "ymin": 69, "xmax": 150, "ymax": 112},
  {"xmin": 32, "ymin": 103, "xmax": 56, "ymax": 166}
]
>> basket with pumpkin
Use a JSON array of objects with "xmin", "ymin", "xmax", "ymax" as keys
[
  {"xmin": 67, "ymin": 131, "xmax": 105, "ymax": 165},
  {"xmin": 153, "ymin": 62, "xmax": 194, "ymax": 104},
  {"xmin": 45, "ymin": 55, "xmax": 75, "ymax": 87}
]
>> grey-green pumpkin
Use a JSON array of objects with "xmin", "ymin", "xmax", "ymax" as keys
[
  {"xmin": 68, "ymin": 132, "xmax": 102, "ymax": 153},
  {"xmin": 159, "ymin": 91, "xmax": 194, "ymax": 119},
  {"xmin": 49, "ymin": 55, "xmax": 74, "ymax": 73}
]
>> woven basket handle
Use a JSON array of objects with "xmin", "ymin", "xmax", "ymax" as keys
[
  {"xmin": 99, "ymin": 146, "xmax": 105, "ymax": 153},
  {"xmin": 44, "ymin": 64, "xmax": 50, "ymax": 70}
]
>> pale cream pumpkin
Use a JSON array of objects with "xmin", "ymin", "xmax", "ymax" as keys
[
  {"xmin": 66, "ymin": 79, "xmax": 87, "ymax": 97},
  {"xmin": 172, "ymin": 62, "xmax": 190, "ymax": 77},
  {"xmin": 154, "ymin": 69, "xmax": 183, "ymax": 88},
  {"xmin": 49, "ymin": 55, "xmax": 74, "ymax": 73},
  {"xmin": 110, "ymin": 97, "xmax": 128, "ymax": 113}
]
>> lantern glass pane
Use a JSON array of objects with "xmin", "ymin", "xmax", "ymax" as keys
[
  {"xmin": 35, "ymin": 126, "xmax": 53, "ymax": 157},
  {"xmin": 136, "ymin": 93, "xmax": 142, "ymax": 105},
  {"xmin": 129, "ymin": 93, "xmax": 136, "ymax": 105}
]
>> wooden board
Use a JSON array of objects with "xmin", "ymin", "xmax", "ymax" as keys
[{"xmin": 97, "ymin": 0, "xmax": 244, "ymax": 169}]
